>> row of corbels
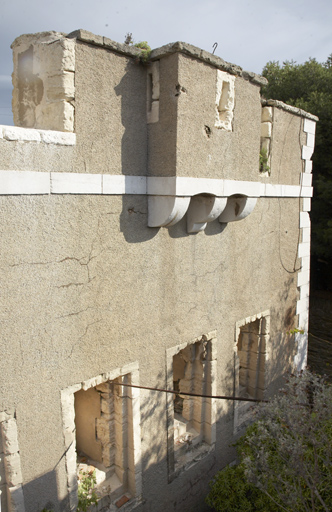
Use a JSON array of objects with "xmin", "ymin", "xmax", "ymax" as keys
[{"xmin": 148, "ymin": 194, "xmax": 257, "ymax": 233}]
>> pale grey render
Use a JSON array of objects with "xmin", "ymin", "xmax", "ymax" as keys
[{"xmin": 0, "ymin": 29, "xmax": 316, "ymax": 512}]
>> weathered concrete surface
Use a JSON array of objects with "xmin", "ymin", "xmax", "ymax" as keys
[
  {"xmin": 0, "ymin": 29, "xmax": 315, "ymax": 512},
  {"xmin": 0, "ymin": 194, "xmax": 300, "ymax": 511}
]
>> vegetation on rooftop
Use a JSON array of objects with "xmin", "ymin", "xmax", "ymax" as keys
[{"xmin": 124, "ymin": 32, "xmax": 151, "ymax": 63}]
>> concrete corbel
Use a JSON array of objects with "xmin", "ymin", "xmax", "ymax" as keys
[
  {"xmin": 148, "ymin": 195, "xmax": 191, "ymax": 227},
  {"xmin": 187, "ymin": 195, "xmax": 227, "ymax": 233},
  {"xmin": 219, "ymin": 195, "xmax": 257, "ymax": 223}
]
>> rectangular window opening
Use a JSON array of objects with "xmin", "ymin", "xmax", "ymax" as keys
[
  {"xmin": 215, "ymin": 70, "xmax": 235, "ymax": 132},
  {"xmin": 234, "ymin": 314, "xmax": 269, "ymax": 432},
  {"xmin": 147, "ymin": 72, "xmax": 153, "ymax": 114},
  {"xmin": 146, "ymin": 61, "xmax": 159, "ymax": 124},
  {"xmin": 66, "ymin": 369, "xmax": 142, "ymax": 510},
  {"xmin": 167, "ymin": 334, "xmax": 217, "ymax": 481}
]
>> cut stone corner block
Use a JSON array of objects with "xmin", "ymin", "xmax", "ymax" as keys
[
  {"xmin": 261, "ymin": 106, "xmax": 272, "ymax": 123},
  {"xmin": 187, "ymin": 195, "xmax": 227, "ymax": 233},
  {"xmin": 11, "ymin": 31, "xmax": 75, "ymax": 132},
  {"xmin": 219, "ymin": 196, "xmax": 257, "ymax": 223},
  {"xmin": 294, "ymin": 331, "xmax": 308, "ymax": 372}
]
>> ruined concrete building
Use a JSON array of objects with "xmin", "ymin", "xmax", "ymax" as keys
[{"xmin": 0, "ymin": 30, "xmax": 317, "ymax": 512}]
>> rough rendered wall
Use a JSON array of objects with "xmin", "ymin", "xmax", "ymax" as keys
[
  {"xmin": 74, "ymin": 41, "xmax": 148, "ymax": 176},
  {"xmin": 270, "ymin": 107, "xmax": 305, "ymax": 184},
  {"xmin": 0, "ymin": 31, "xmax": 315, "ymax": 512},
  {"xmin": 0, "ymin": 192, "xmax": 300, "ymax": 511},
  {"xmin": 175, "ymin": 54, "xmax": 262, "ymax": 180},
  {"xmin": 147, "ymin": 53, "xmax": 179, "ymax": 177},
  {"xmin": 4, "ymin": 39, "xmax": 147, "ymax": 177}
]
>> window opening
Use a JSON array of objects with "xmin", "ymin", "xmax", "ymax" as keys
[
  {"xmin": 74, "ymin": 375, "xmax": 134, "ymax": 505},
  {"xmin": 166, "ymin": 333, "xmax": 217, "ymax": 481},
  {"xmin": 147, "ymin": 61, "xmax": 159, "ymax": 123},
  {"xmin": 147, "ymin": 73, "xmax": 153, "ymax": 114},
  {"xmin": 61, "ymin": 366, "xmax": 142, "ymax": 511},
  {"xmin": 234, "ymin": 313, "xmax": 269, "ymax": 432},
  {"xmin": 215, "ymin": 70, "xmax": 235, "ymax": 132}
]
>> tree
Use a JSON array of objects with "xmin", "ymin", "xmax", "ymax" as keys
[
  {"xmin": 261, "ymin": 57, "xmax": 332, "ymax": 288},
  {"xmin": 206, "ymin": 371, "xmax": 332, "ymax": 511}
]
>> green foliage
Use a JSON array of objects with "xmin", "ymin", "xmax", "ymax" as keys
[
  {"xmin": 261, "ymin": 56, "xmax": 332, "ymax": 262},
  {"xmin": 134, "ymin": 41, "xmax": 151, "ymax": 63},
  {"xmin": 286, "ymin": 328, "xmax": 304, "ymax": 335},
  {"xmin": 77, "ymin": 469, "xmax": 99, "ymax": 512},
  {"xmin": 207, "ymin": 371, "xmax": 332, "ymax": 512},
  {"xmin": 123, "ymin": 34, "xmax": 151, "ymax": 63},
  {"xmin": 259, "ymin": 147, "xmax": 270, "ymax": 174},
  {"xmin": 206, "ymin": 462, "xmax": 279, "ymax": 511}
]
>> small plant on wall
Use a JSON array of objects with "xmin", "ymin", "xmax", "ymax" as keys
[
  {"xmin": 259, "ymin": 147, "xmax": 270, "ymax": 174},
  {"xmin": 77, "ymin": 469, "xmax": 99, "ymax": 512},
  {"xmin": 123, "ymin": 33, "xmax": 151, "ymax": 63},
  {"xmin": 134, "ymin": 41, "xmax": 152, "ymax": 63}
]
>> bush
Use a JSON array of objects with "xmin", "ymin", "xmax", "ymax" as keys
[
  {"xmin": 207, "ymin": 371, "xmax": 332, "ymax": 511},
  {"xmin": 206, "ymin": 462, "xmax": 279, "ymax": 511},
  {"xmin": 77, "ymin": 469, "xmax": 99, "ymax": 512}
]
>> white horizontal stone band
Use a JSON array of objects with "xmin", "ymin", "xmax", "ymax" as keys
[
  {"xmin": 0, "ymin": 125, "xmax": 76, "ymax": 146},
  {"xmin": 0, "ymin": 171, "xmax": 313, "ymax": 198}
]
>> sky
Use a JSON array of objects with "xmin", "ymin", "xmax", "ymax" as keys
[{"xmin": 0, "ymin": 0, "xmax": 331, "ymax": 125}]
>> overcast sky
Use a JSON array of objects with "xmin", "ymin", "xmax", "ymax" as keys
[{"xmin": 0, "ymin": 0, "xmax": 331, "ymax": 125}]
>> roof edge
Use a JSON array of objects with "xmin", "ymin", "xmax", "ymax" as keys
[
  {"xmin": 262, "ymin": 99, "xmax": 319, "ymax": 121},
  {"xmin": 67, "ymin": 29, "xmax": 267, "ymax": 86}
]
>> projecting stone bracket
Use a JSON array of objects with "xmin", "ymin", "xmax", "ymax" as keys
[
  {"xmin": 148, "ymin": 193, "xmax": 257, "ymax": 233},
  {"xmin": 148, "ymin": 196, "xmax": 191, "ymax": 227},
  {"xmin": 218, "ymin": 195, "xmax": 258, "ymax": 223},
  {"xmin": 187, "ymin": 195, "xmax": 227, "ymax": 233}
]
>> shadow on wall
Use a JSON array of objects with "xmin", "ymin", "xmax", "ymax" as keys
[
  {"xmin": 267, "ymin": 275, "xmax": 299, "ymax": 394},
  {"xmin": 138, "ymin": 367, "xmax": 221, "ymax": 512},
  {"xmin": 114, "ymin": 61, "xmax": 147, "ymax": 177},
  {"xmin": 20, "ymin": 468, "xmax": 69, "ymax": 512},
  {"xmin": 16, "ymin": 319, "xmax": 297, "ymax": 512},
  {"xmin": 120, "ymin": 195, "xmax": 158, "ymax": 244},
  {"xmin": 119, "ymin": 196, "xmax": 229, "ymax": 244}
]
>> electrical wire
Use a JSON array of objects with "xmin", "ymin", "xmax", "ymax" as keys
[
  {"xmin": 113, "ymin": 382, "xmax": 269, "ymax": 403},
  {"xmin": 309, "ymin": 332, "xmax": 332, "ymax": 346}
]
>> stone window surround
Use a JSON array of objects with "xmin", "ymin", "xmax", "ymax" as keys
[
  {"xmin": 234, "ymin": 311, "xmax": 270, "ymax": 434},
  {"xmin": 260, "ymin": 105, "xmax": 273, "ymax": 175},
  {"xmin": 60, "ymin": 363, "xmax": 142, "ymax": 511},
  {"xmin": 166, "ymin": 332, "xmax": 217, "ymax": 482},
  {"xmin": 146, "ymin": 61, "xmax": 160, "ymax": 124},
  {"xmin": 215, "ymin": 70, "xmax": 235, "ymax": 132},
  {"xmin": 0, "ymin": 410, "xmax": 25, "ymax": 512}
]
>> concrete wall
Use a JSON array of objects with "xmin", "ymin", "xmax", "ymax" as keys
[{"xmin": 0, "ymin": 29, "xmax": 317, "ymax": 512}]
